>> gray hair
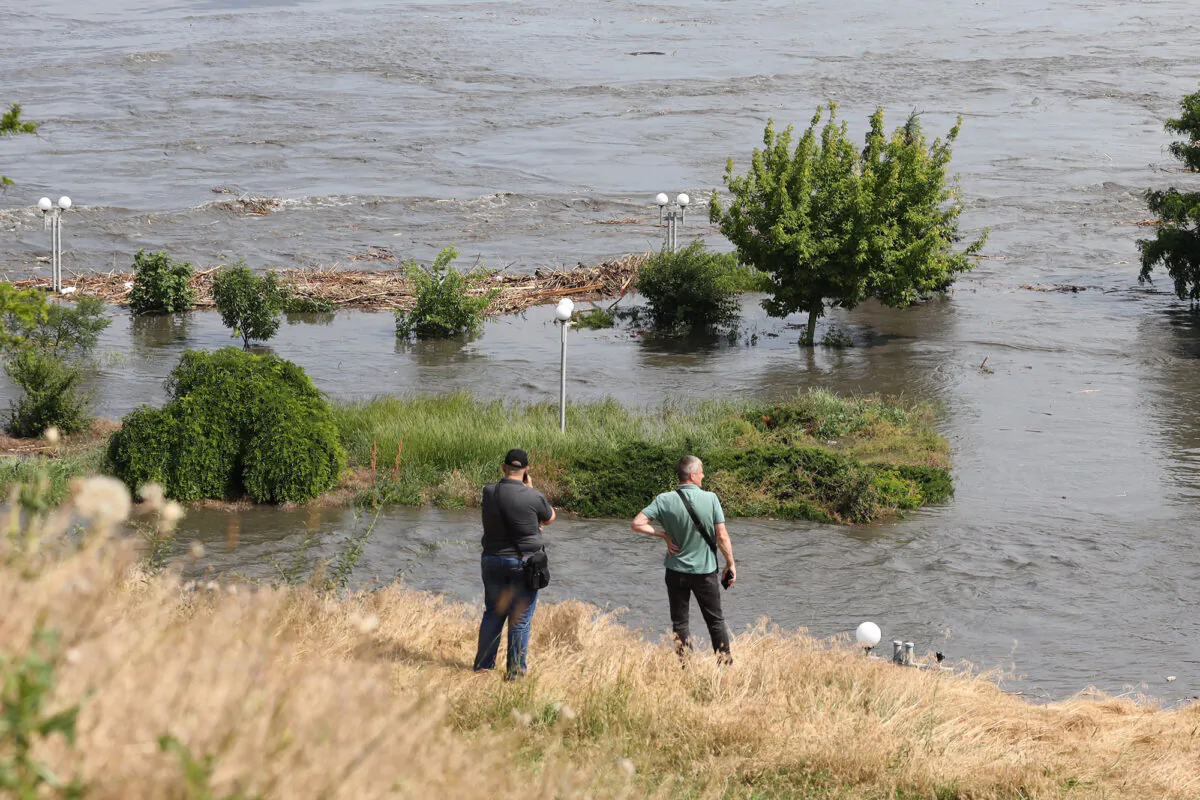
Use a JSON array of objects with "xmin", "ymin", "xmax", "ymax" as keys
[{"xmin": 676, "ymin": 455, "xmax": 703, "ymax": 483}]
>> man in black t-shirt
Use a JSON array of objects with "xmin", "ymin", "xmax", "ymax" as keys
[{"xmin": 473, "ymin": 448, "xmax": 556, "ymax": 679}]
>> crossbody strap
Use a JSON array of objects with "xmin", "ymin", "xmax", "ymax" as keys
[{"xmin": 675, "ymin": 488, "xmax": 718, "ymax": 557}]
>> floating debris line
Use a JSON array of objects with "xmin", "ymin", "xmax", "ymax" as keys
[{"xmin": 9, "ymin": 253, "xmax": 647, "ymax": 315}]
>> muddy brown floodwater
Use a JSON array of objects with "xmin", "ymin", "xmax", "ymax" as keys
[{"xmin": 2, "ymin": 0, "xmax": 1199, "ymax": 701}]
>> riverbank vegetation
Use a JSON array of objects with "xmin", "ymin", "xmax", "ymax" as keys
[
  {"xmin": 632, "ymin": 241, "xmax": 770, "ymax": 335},
  {"xmin": 106, "ymin": 348, "xmax": 345, "ymax": 504},
  {"xmin": 1, "ymin": 481, "xmax": 1196, "ymax": 799},
  {"xmin": 336, "ymin": 389, "xmax": 951, "ymax": 523}
]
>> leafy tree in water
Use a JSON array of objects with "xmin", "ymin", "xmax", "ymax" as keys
[
  {"xmin": 394, "ymin": 246, "xmax": 496, "ymax": 340},
  {"xmin": 0, "ymin": 103, "xmax": 37, "ymax": 187},
  {"xmin": 129, "ymin": 249, "xmax": 197, "ymax": 315},
  {"xmin": 711, "ymin": 104, "xmax": 986, "ymax": 346},
  {"xmin": 1138, "ymin": 87, "xmax": 1200, "ymax": 302},
  {"xmin": 211, "ymin": 263, "xmax": 286, "ymax": 348}
]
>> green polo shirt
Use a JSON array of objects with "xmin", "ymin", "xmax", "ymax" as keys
[{"xmin": 641, "ymin": 484, "xmax": 724, "ymax": 575}]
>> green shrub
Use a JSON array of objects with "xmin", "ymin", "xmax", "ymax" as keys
[
  {"xmin": 395, "ymin": 247, "xmax": 496, "ymax": 340},
  {"xmin": 4, "ymin": 348, "xmax": 91, "ymax": 437},
  {"xmin": 106, "ymin": 348, "xmax": 346, "ymax": 504},
  {"xmin": 635, "ymin": 240, "xmax": 749, "ymax": 334},
  {"xmin": 282, "ymin": 295, "xmax": 336, "ymax": 314},
  {"xmin": 7, "ymin": 296, "xmax": 111, "ymax": 359},
  {"xmin": 129, "ymin": 250, "xmax": 197, "ymax": 315},
  {"xmin": 573, "ymin": 307, "xmax": 616, "ymax": 329},
  {"xmin": 211, "ymin": 263, "xmax": 286, "ymax": 348}
]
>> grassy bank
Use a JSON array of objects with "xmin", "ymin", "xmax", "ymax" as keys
[
  {"xmin": 334, "ymin": 389, "xmax": 952, "ymax": 523},
  {"xmin": 1, "ymin": 499, "xmax": 1196, "ymax": 799}
]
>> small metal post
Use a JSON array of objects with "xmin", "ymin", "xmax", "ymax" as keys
[
  {"xmin": 903, "ymin": 642, "xmax": 915, "ymax": 666},
  {"xmin": 892, "ymin": 640, "xmax": 903, "ymax": 664},
  {"xmin": 558, "ymin": 320, "xmax": 568, "ymax": 432}
]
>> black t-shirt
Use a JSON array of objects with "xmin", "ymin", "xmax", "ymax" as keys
[{"xmin": 480, "ymin": 478, "xmax": 553, "ymax": 557}]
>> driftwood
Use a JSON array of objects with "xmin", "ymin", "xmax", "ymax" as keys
[{"xmin": 10, "ymin": 253, "xmax": 648, "ymax": 315}]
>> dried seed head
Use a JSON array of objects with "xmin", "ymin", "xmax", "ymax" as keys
[
  {"xmin": 510, "ymin": 709, "xmax": 532, "ymax": 727},
  {"xmin": 350, "ymin": 613, "xmax": 380, "ymax": 634},
  {"xmin": 44, "ymin": 426, "xmax": 60, "ymax": 445},
  {"xmin": 72, "ymin": 476, "xmax": 131, "ymax": 527},
  {"xmin": 618, "ymin": 758, "xmax": 636, "ymax": 777},
  {"xmin": 161, "ymin": 501, "xmax": 185, "ymax": 525},
  {"xmin": 189, "ymin": 541, "xmax": 205, "ymax": 560},
  {"xmin": 139, "ymin": 483, "xmax": 165, "ymax": 511}
]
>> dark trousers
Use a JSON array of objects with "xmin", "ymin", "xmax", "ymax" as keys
[{"xmin": 665, "ymin": 568, "xmax": 731, "ymax": 658}]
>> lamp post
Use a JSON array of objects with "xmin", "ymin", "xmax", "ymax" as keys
[
  {"xmin": 555, "ymin": 297, "xmax": 574, "ymax": 432},
  {"xmin": 655, "ymin": 192, "xmax": 690, "ymax": 253},
  {"xmin": 38, "ymin": 195, "xmax": 71, "ymax": 293},
  {"xmin": 855, "ymin": 621, "xmax": 882, "ymax": 657}
]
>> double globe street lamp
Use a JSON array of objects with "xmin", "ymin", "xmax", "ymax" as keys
[
  {"xmin": 554, "ymin": 297, "xmax": 574, "ymax": 433},
  {"xmin": 655, "ymin": 192, "xmax": 689, "ymax": 253},
  {"xmin": 38, "ymin": 195, "xmax": 72, "ymax": 293}
]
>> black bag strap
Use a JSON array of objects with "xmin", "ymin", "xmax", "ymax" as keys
[{"xmin": 675, "ymin": 488, "xmax": 718, "ymax": 557}]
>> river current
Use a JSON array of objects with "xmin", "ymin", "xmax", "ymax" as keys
[{"xmin": 1, "ymin": 0, "xmax": 1199, "ymax": 702}]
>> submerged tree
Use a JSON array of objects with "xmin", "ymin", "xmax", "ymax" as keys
[
  {"xmin": 1138, "ymin": 87, "xmax": 1200, "ymax": 303},
  {"xmin": 0, "ymin": 103, "xmax": 38, "ymax": 187},
  {"xmin": 711, "ymin": 104, "xmax": 986, "ymax": 345},
  {"xmin": 211, "ymin": 263, "xmax": 286, "ymax": 348}
]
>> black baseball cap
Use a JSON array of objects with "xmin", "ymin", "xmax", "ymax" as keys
[{"xmin": 504, "ymin": 449, "xmax": 530, "ymax": 468}]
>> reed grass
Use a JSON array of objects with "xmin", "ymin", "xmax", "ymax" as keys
[
  {"xmin": 333, "ymin": 390, "xmax": 952, "ymax": 521},
  {"xmin": 2, "ymin": 510, "xmax": 1196, "ymax": 799}
]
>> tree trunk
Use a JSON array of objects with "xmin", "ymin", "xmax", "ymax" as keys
[{"xmin": 804, "ymin": 306, "xmax": 819, "ymax": 347}]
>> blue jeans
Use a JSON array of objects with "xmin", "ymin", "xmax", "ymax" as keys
[{"xmin": 473, "ymin": 555, "xmax": 539, "ymax": 679}]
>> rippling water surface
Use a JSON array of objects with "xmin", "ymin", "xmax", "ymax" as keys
[{"xmin": 2, "ymin": 0, "xmax": 1199, "ymax": 702}]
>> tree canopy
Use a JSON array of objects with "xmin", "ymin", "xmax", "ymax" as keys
[
  {"xmin": 1138, "ymin": 87, "xmax": 1200, "ymax": 302},
  {"xmin": 1, "ymin": 103, "xmax": 38, "ymax": 187},
  {"xmin": 711, "ymin": 104, "xmax": 985, "ymax": 345}
]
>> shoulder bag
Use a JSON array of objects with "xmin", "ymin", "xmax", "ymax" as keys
[
  {"xmin": 675, "ymin": 488, "xmax": 733, "ymax": 590},
  {"xmin": 501, "ymin": 483, "xmax": 551, "ymax": 591}
]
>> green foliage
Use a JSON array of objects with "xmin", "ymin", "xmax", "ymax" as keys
[
  {"xmin": 712, "ymin": 105, "xmax": 986, "ymax": 345},
  {"xmin": 129, "ymin": 249, "xmax": 197, "ymax": 315},
  {"xmin": 1138, "ymin": 86, "xmax": 1200, "ymax": 301},
  {"xmin": 0, "ymin": 284, "xmax": 48, "ymax": 351},
  {"xmin": 0, "ymin": 447, "xmax": 104, "ymax": 509},
  {"xmin": 2, "ymin": 297, "xmax": 111, "ymax": 438},
  {"xmin": 211, "ymin": 263, "xmax": 286, "ymax": 348},
  {"xmin": 281, "ymin": 294, "xmax": 335, "ymax": 314},
  {"xmin": 635, "ymin": 241, "xmax": 747, "ymax": 334},
  {"xmin": 158, "ymin": 734, "xmax": 261, "ymax": 800},
  {"xmin": 1, "ymin": 103, "xmax": 38, "ymax": 188},
  {"xmin": 572, "ymin": 307, "xmax": 616, "ymax": 329},
  {"xmin": 336, "ymin": 389, "xmax": 951, "ymax": 523},
  {"xmin": 106, "ymin": 348, "xmax": 346, "ymax": 504},
  {"xmin": 8, "ymin": 296, "xmax": 111, "ymax": 359},
  {"xmin": 0, "ymin": 628, "xmax": 85, "ymax": 799},
  {"xmin": 394, "ymin": 247, "xmax": 496, "ymax": 340},
  {"xmin": 4, "ymin": 348, "xmax": 91, "ymax": 438}
]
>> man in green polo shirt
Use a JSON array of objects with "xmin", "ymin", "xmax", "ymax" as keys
[{"xmin": 631, "ymin": 454, "xmax": 737, "ymax": 661}]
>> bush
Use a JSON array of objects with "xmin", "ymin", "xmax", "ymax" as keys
[
  {"xmin": 129, "ymin": 250, "xmax": 197, "ymax": 315},
  {"xmin": 106, "ymin": 348, "xmax": 346, "ymax": 503},
  {"xmin": 282, "ymin": 295, "xmax": 336, "ymax": 314},
  {"xmin": 5, "ymin": 348, "xmax": 91, "ymax": 437},
  {"xmin": 395, "ymin": 247, "xmax": 496, "ymax": 340},
  {"xmin": 211, "ymin": 263, "xmax": 286, "ymax": 348},
  {"xmin": 635, "ymin": 241, "xmax": 750, "ymax": 334},
  {"xmin": 2, "ymin": 297, "xmax": 111, "ymax": 438}
]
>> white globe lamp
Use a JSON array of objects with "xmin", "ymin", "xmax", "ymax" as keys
[
  {"xmin": 655, "ymin": 192, "xmax": 669, "ymax": 207},
  {"xmin": 855, "ymin": 621, "xmax": 882, "ymax": 651},
  {"xmin": 38, "ymin": 197, "xmax": 53, "ymax": 212},
  {"xmin": 57, "ymin": 196, "xmax": 71, "ymax": 210},
  {"xmin": 676, "ymin": 193, "xmax": 690, "ymax": 207},
  {"xmin": 555, "ymin": 297, "xmax": 574, "ymax": 322}
]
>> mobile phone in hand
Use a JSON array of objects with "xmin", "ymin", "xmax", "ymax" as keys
[{"xmin": 721, "ymin": 569, "xmax": 734, "ymax": 590}]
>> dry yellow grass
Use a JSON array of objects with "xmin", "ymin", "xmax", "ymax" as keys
[{"xmin": 2, "ymin": 509, "xmax": 1198, "ymax": 798}]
